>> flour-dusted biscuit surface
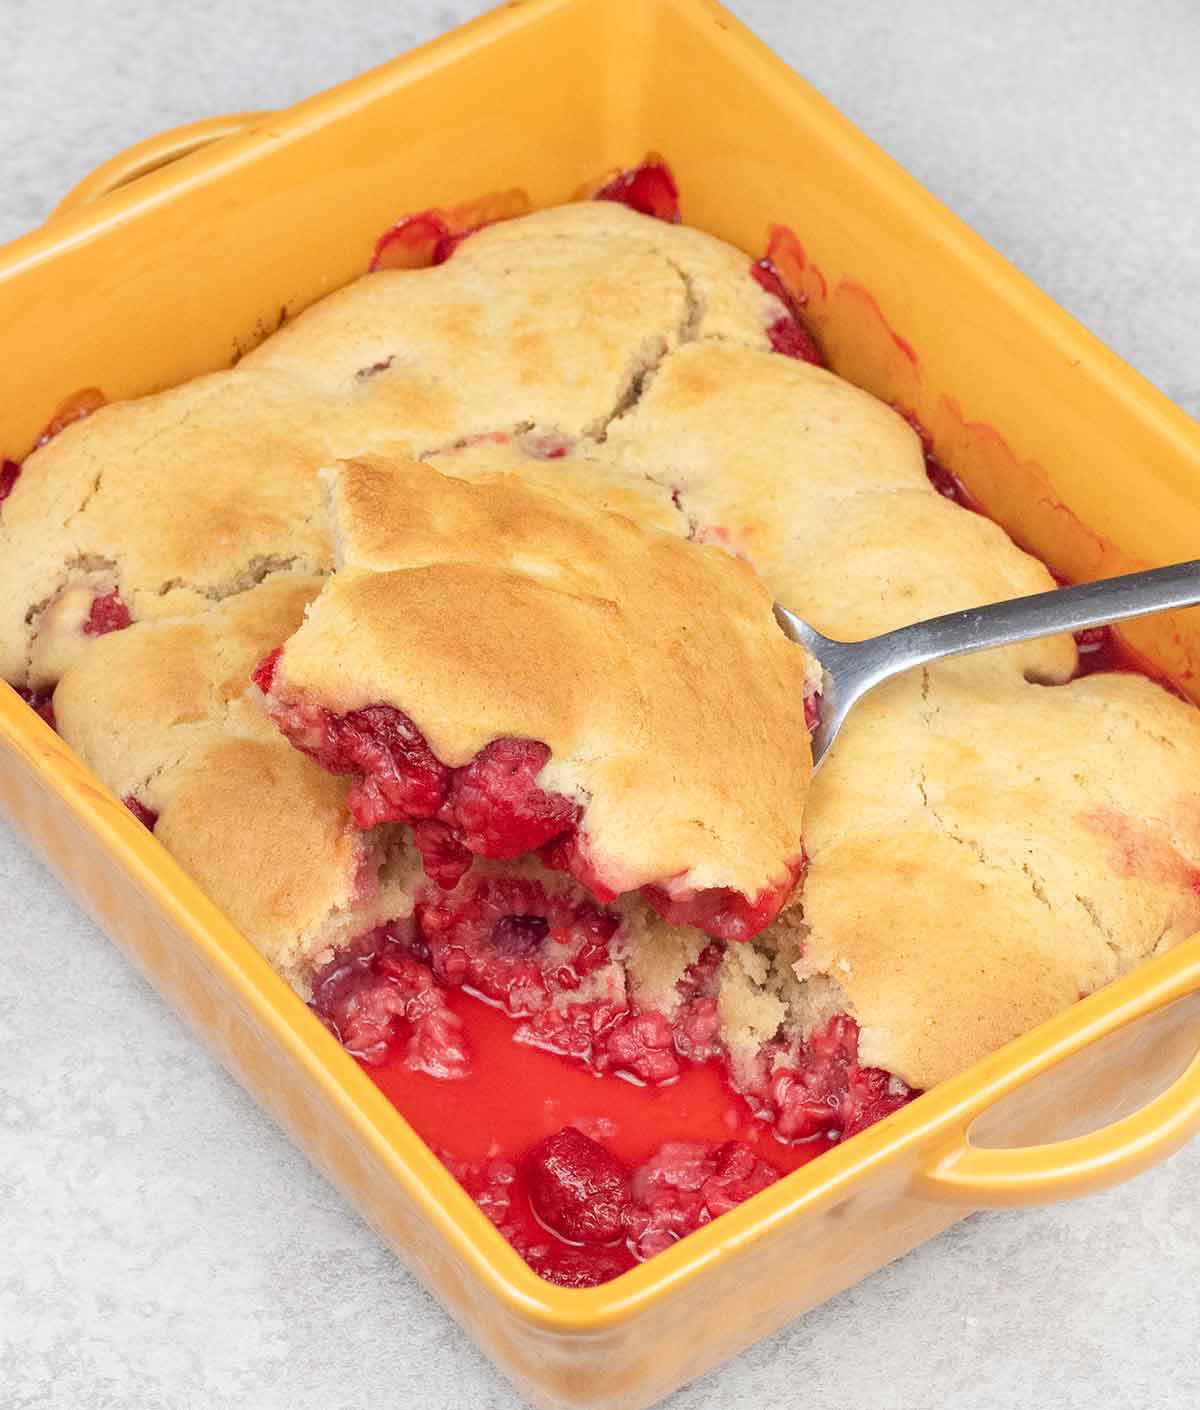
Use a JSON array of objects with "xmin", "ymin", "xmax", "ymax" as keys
[{"xmin": 258, "ymin": 455, "xmax": 815, "ymax": 937}]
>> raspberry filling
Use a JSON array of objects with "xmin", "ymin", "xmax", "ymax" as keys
[
  {"xmin": 447, "ymin": 1145, "xmax": 638, "ymax": 1287},
  {"xmin": 310, "ymin": 924, "xmax": 469, "ymax": 1075},
  {"xmin": 592, "ymin": 158, "xmax": 681, "ymax": 224},
  {"xmin": 896, "ymin": 406, "xmax": 980, "ymax": 510},
  {"xmin": 751, "ymin": 258, "xmax": 824, "ymax": 366},
  {"xmin": 623, "ymin": 1137, "xmax": 780, "ymax": 1260},
  {"xmin": 0, "ymin": 458, "xmax": 19, "ymax": 505},
  {"xmin": 738, "ymin": 1014, "xmax": 913, "ymax": 1142},
  {"xmin": 368, "ymin": 159, "xmax": 681, "ymax": 280},
  {"xmin": 642, "ymin": 854, "xmax": 807, "ymax": 945},
  {"xmin": 446, "ymin": 1124, "xmax": 789, "ymax": 1287},
  {"xmin": 312, "ymin": 879, "xmax": 914, "ymax": 1179},
  {"xmin": 14, "ymin": 686, "xmax": 55, "ymax": 729},
  {"xmin": 415, "ymin": 872, "xmax": 618, "ymax": 1018},
  {"xmin": 122, "ymin": 795, "xmax": 159, "ymax": 830},
  {"xmin": 350, "ymin": 923, "xmax": 902, "ymax": 1287},
  {"xmin": 522, "ymin": 1125, "xmax": 633, "ymax": 1244},
  {"xmin": 83, "ymin": 590, "xmax": 132, "ymax": 636},
  {"xmin": 369, "ymin": 189, "xmax": 533, "ymax": 272},
  {"xmin": 371, "ymin": 211, "xmax": 473, "ymax": 272},
  {"xmin": 257, "ymin": 671, "xmax": 798, "ymax": 941}
]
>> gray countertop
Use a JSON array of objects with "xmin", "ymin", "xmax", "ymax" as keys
[{"xmin": 2, "ymin": 2, "xmax": 1198, "ymax": 1407}]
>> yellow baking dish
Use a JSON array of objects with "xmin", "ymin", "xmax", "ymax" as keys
[{"xmin": 2, "ymin": 2, "xmax": 1199, "ymax": 1406}]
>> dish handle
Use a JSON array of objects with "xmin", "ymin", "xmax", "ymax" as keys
[
  {"xmin": 917, "ymin": 976, "xmax": 1200, "ymax": 1207},
  {"xmin": 50, "ymin": 112, "xmax": 269, "ymax": 219}
]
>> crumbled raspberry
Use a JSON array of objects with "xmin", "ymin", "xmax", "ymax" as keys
[
  {"xmin": 751, "ymin": 260, "xmax": 823, "ymax": 365},
  {"xmin": 446, "ymin": 1149, "xmax": 637, "ymax": 1287},
  {"xmin": 252, "ymin": 646, "xmax": 282, "ymax": 694},
  {"xmin": 623, "ymin": 1139, "xmax": 779, "ymax": 1260},
  {"xmin": 0, "ymin": 458, "xmax": 20, "ymax": 504},
  {"xmin": 449, "ymin": 1126, "xmax": 783, "ymax": 1285},
  {"xmin": 643, "ymin": 854, "xmax": 806, "ymax": 943},
  {"xmin": 537, "ymin": 828, "xmax": 619, "ymax": 904},
  {"xmin": 804, "ymin": 690, "xmax": 822, "ymax": 735},
  {"xmin": 522, "ymin": 1126, "xmax": 633, "ymax": 1244},
  {"xmin": 894, "ymin": 406, "xmax": 979, "ymax": 511},
  {"xmin": 516, "ymin": 1001, "xmax": 682, "ymax": 1085},
  {"xmin": 447, "ymin": 1123, "xmax": 785, "ymax": 1284},
  {"xmin": 369, "ymin": 190, "xmax": 531, "ymax": 272},
  {"xmin": 286, "ymin": 704, "xmax": 450, "ymax": 830},
  {"xmin": 765, "ymin": 316, "xmax": 823, "ymax": 363},
  {"xmin": 310, "ymin": 926, "xmax": 469, "ymax": 1075},
  {"xmin": 598, "ymin": 1009, "xmax": 681, "ymax": 1084},
  {"xmin": 122, "ymin": 795, "xmax": 158, "ymax": 830},
  {"xmin": 447, "ymin": 738, "xmax": 580, "ymax": 858},
  {"xmin": 676, "ymin": 942, "xmax": 724, "ymax": 1000},
  {"xmin": 15, "ymin": 686, "xmax": 56, "ymax": 729},
  {"xmin": 410, "ymin": 818, "xmax": 474, "ymax": 890},
  {"xmin": 83, "ymin": 590, "xmax": 131, "ymax": 636},
  {"xmin": 745, "ymin": 1015, "xmax": 915, "ymax": 1143},
  {"xmin": 262, "ymin": 695, "xmax": 580, "ymax": 883},
  {"xmin": 672, "ymin": 995, "xmax": 723, "ymax": 1064},
  {"xmin": 593, "ymin": 158, "xmax": 681, "ymax": 223},
  {"xmin": 416, "ymin": 874, "xmax": 617, "ymax": 1017},
  {"xmin": 924, "ymin": 459, "xmax": 973, "ymax": 506},
  {"xmin": 515, "ymin": 999, "xmax": 626, "ymax": 1066},
  {"xmin": 492, "ymin": 914, "xmax": 551, "ymax": 951}
]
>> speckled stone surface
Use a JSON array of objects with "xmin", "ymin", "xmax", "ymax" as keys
[{"xmin": 2, "ymin": 3, "xmax": 1199, "ymax": 1407}]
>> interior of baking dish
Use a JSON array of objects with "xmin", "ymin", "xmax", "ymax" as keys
[{"xmin": 2, "ymin": 2, "xmax": 1200, "ymax": 1407}]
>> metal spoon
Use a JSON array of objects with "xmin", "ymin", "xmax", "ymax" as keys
[{"xmin": 775, "ymin": 559, "xmax": 1200, "ymax": 770}]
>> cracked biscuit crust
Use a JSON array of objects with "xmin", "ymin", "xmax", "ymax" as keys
[
  {"xmin": 798, "ymin": 669, "xmax": 1200, "ymax": 1088},
  {"xmin": 0, "ymin": 204, "xmax": 780, "ymax": 689},
  {"xmin": 52, "ymin": 574, "xmax": 421, "ymax": 989},
  {"xmin": 264, "ymin": 455, "xmax": 814, "ymax": 902},
  {"xmin": 6, "ymin": 197, "xmax": 1200, "ymax": 1094},
  {"xmin": 600, "ymin": 340, "xmax": 1077, "ymax": 687}
]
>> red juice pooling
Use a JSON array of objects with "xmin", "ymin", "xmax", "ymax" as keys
[{"xmin": 367, "ymin": 991, "xmax": 829, "ymax": 1286}]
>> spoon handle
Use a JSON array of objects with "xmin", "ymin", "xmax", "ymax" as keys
[{"xmin": 872, "ymin": 559, "xmax": 1200, "ymax": 680}]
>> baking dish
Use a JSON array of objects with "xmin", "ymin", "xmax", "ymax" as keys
[{"xmin": 3, "ymin": 1, "xmax": 1200, "ymax": 1406}]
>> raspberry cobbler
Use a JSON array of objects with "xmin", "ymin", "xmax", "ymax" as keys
[
  {"xmin": 255, "ymin": 455, "xmax": 814, "ymax": 941},
  {"xmin": 6, "ymin": 159, "xmax": 1200, "ymax": 1289}
]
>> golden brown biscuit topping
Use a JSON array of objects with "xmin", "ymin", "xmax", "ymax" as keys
[{"xmin": 257, "ymin": 455, "xmax": 815, "ymax": 941}]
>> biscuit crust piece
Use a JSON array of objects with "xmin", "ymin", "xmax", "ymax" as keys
[
  {"xmin": 260, "ymin": 455, "xmax": 815, "ymax": 934},
  {"xmin": 798, "ymin": 668, "xmax": 1200, "ymax": 1089},
  {"xmin": 51, "ymin": 576, "xmax": 421, "ymax": 990}
]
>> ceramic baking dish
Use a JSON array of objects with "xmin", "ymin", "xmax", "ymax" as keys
[{"xmin": 3, "ymin": 2, "xmax": 1200, "ymax": 1406}]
